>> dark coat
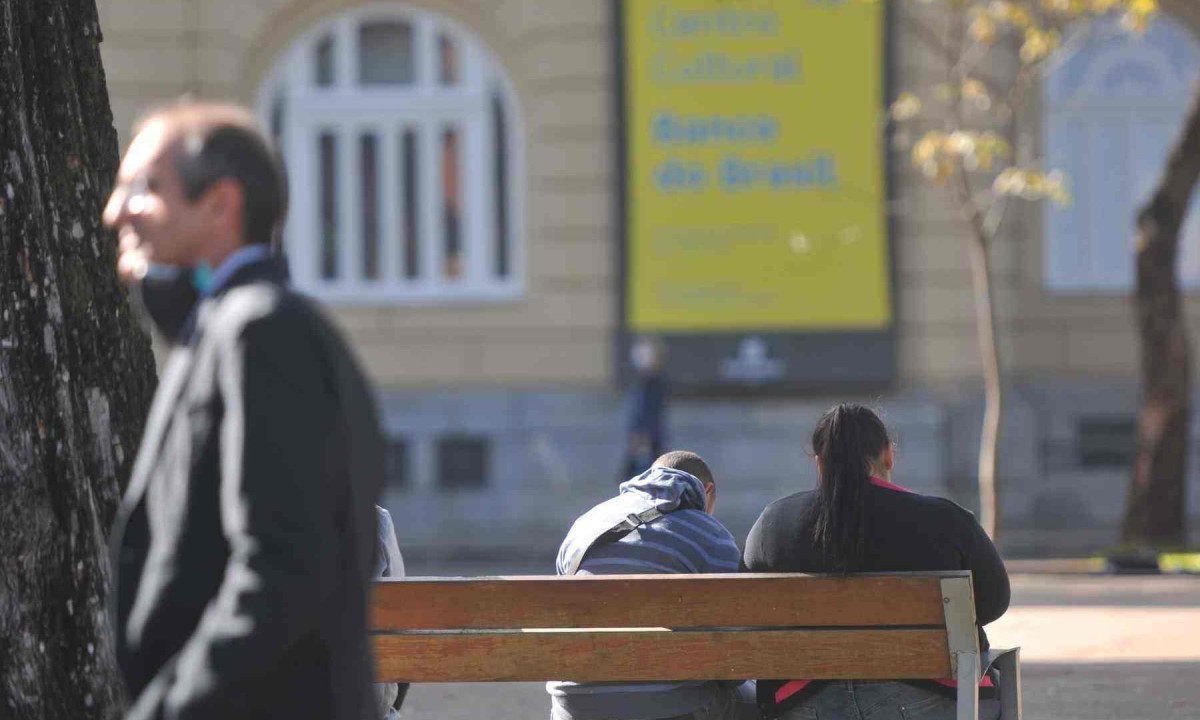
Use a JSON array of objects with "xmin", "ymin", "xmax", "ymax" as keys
[
  {"xmin": 110, "ymin": 257, "xmax": 384, "ymax": 720},
  {"xmin": 743, "ymin": 483, "xmax": 1010, "ymax": 631},
  {"xmin": 743, "ymin": 481, "xmax": 1011, "ymax": 715}
]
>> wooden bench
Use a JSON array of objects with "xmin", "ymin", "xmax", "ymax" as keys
[{"xmin": 371, "ymin": 571, "xmax": 1021, "ymax": 720}]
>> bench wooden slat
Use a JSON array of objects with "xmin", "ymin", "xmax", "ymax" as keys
[
  {"xmin": 373, "ymin": 628, "xmax": 952, "ymax": 683},
  {"xmin": 371, "ymin": 573, "xmax": 956, "ymax": 630}
]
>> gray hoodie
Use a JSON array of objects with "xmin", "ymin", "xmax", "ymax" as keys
[{"xmin": 547, "ymin": 467, "xmax": 741, "ymax": 719}]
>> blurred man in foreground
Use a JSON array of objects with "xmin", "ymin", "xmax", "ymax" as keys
[{"xmin": 104, "ymin": 100, "xmax": 384, "ymax": 720}]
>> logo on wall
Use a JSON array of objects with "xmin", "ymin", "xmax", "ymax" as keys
[{"xmin": 719, "ymin": 336, "xmax": 786, "ymax": 383}]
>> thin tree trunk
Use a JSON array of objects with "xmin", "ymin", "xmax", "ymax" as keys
[
  {"xmin": 946, "ymin": 2, "xmax": 1003, "ymax": 541},
  {"xmin": 0, "ymin": 1, "xmax": 157, "ymax": 718},
  {"xmin": 968, "ymin": 231, "xmax": 1002, "ymax": 540},
  {"xmin": 1122, "ymin": 83, "xmax": 1200, "ymax": 549},
  {"xmin": 953, "ymin": 173, "xmax": 1003, "ymax": 542}
]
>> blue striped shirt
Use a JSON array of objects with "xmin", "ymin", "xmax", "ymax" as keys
[{"xmin": 547, "ymin": 470, "xmax": 741, "ymax": 719}]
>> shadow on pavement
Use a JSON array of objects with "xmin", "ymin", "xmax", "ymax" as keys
[
  {"xmin": 400, "ymin": 663, "xmax": 1200, "ymax": 720},
  {"xmin": 1021, "ymin": 661, "xmax": 1200, "ymax": 720}
]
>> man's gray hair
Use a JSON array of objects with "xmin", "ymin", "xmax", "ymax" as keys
[{"xmin": 136, "ymin": 99, "xmax": 287, "ymax": 248}]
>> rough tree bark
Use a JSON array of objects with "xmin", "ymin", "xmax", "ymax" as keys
[
  {"xmin": 0, "ymin": 1, "xmax": 157, "ymax": 718},
  {"xmin": 1122, "ymin": 82, "xmax": 1200, "ymax": 550}
]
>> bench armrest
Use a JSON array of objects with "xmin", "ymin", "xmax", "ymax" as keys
[{"xmin": 983, "ymin": 647, "xmax": 1022, "ymax": 720}]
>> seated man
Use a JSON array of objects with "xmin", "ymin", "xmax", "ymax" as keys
[{"xmin": 547, "ymin": 451, "xmax": 757, "ymax": 720}]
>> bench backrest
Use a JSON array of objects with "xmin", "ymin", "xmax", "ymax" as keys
[{"xmin": 370, "ymin": 571, "xmax": 978, "ymax": 683}]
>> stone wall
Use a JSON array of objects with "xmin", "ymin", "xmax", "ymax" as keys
[
  {"xmin": 377, "ymin": 390, "xmax": 951, "ymax": 562},
  {"xmin": 92, "ymin": 0, "xmax": 1200, "ymax": 558},
  {"xmin": 378, "ymin": 385, "xmax": 1200, "ymax": 562}
]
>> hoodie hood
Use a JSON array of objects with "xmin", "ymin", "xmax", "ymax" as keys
[
  {"xmin": 556, "ymin": 466, "xmax": 708, "ymax": 575},
  {"xmin": 617, "ymin": 466, "xmax": 707, "ymax": 513}
]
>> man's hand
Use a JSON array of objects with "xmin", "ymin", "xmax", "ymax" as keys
[{"xmin": 117, "ymin": 232, "xmax": 149, "ymax": 284}]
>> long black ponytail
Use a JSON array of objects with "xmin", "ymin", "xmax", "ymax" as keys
[{"xmin": 810, "ymin": 404, "xmax": 891, "ymax": 573}]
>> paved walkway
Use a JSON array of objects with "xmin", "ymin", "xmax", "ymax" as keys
[
  {"xmin": 989, "ymin": 574, "xmax": 1200, "ymax": 720},
  {"xmin": 396, "ymin": 569, "xmax": 1200, "ymax": 720}
]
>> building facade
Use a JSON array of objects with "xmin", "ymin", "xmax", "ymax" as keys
[{"xmin": 96, "ymin": 0, "xmax": 1200, "ymax": 560}]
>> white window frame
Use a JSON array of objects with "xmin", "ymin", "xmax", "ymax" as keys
[
  {"xmin": 257, "ymin": 3, "xmax": 525, "ymax": 305},
  {"xmin": 1042, "ymin": 16, "xmax": 1200, "ymax": 293}
]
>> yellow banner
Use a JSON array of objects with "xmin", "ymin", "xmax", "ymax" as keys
[{"xmin": 624, "ymin": 0, "xmax": 891, "ymax": 332}]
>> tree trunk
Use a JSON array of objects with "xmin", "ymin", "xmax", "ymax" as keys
[
  {"xmin": 0, "ymin": 1, "xmax": 157, "ymax": 718},
  {"xmin": 968, "ymin": 232, "xmax": 1002, "ymax": 541},
  {"xmin": 945, "ymin": 3, "xmax": 1004, "ymax": 541},
  {"xmin": 1123, "ymin": 83, "xmax": 1200, "ymax": 550}
]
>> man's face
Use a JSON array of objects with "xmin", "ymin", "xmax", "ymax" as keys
[{"xmin": 103, "ymin": 121, "xmax": 210, "ymax": 276}]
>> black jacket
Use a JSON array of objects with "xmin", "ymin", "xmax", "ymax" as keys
[
  {"xmin": 743, "ymin": 481, "xmax": 1010, "ymax": 715},
  {"xmin": 744, "ymin": 482, "xmax": 1010, "ymax": 631},
  {"xmin": 110, "ymin": 257, "xmax": 384, "ymax": 720}
]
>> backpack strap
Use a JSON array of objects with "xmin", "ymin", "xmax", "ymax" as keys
[{"xmin": 564, "ymin": 505, "xmax": 665, "ymax": 575}]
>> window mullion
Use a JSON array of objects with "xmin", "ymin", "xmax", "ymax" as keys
[
  {"xmin": 1086, "ymin": 120, "xmax": 1111, "ymax": 288},
  {"xmin": 339, "ymin": 125, "xmax": 361, "ymax": 288},
  {"xmin": 420, "ymin": 118, "xmax": 442, "ymax": 289},
  {"xmin": 462, "ymin": 31, "xmax": 484, "ymax": 92},
  {"xmin": 497, "ymin": 88, "xmax": 519, "ymax": 285},
  {"xmin": 286, "ymin": 39, "xmax": 309, "ymax": 92},
  {"xmin": 335, "ymin": 16, "xmax": 356, "ymax": 90},
  {"xmin": 278, "ymin": 44, "xmax": 310, "ymax": 283},
  {"xmin": 1044, "ymin": 112, "xmax": 1076, "ymax": 290},
  {"xmin": 264, "ymin": 6, "xmax": 525, "ymax": 302},
  {"xmin": 1112, "ymin": 118, "xmax": 1136, "ymax": 288},
  {"xmin": 415, "ymin": 15, "xmax": 437, "ymax": 89},
  {"xmin": 287, "ymin": 119, "xmax": 318, "ymax": 287},
  {"xmin": 379, "ymin": 126, "xmax": 401, "ymax": 285},
  {"xmin": 465, "ymin": 115, "xmax": 489, "ymax": 285}
]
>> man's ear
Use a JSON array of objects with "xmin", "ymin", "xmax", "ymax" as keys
[
  {"xmin": 201, "ymin": 178, "xmax": 245, "ymax": 236},
  {"xmin": 883, "ymin": 443, "xmax": 895, "ymax": 472}
]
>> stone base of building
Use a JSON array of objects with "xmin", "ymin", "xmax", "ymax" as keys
[{"xmin": 378, "ymin": 380, "xmax": 1200, "ymax": 563}]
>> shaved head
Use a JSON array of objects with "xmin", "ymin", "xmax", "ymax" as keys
[{"xmin": 653, "ymin": 450, "xmax": 714, "ymax": 487}]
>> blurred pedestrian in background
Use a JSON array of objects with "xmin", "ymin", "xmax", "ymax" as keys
[{"xmin": 624, "ymin": 337, "xmax": 669, "ymax": 479}]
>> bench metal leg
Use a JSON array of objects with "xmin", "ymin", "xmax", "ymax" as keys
[
  {"xmin": 990, "ymin": 648, "xmax": 1022, "ymax": 720},
  {"xmin": 955, "ymin": 651, "xmax": 980, "ymax": 720}
]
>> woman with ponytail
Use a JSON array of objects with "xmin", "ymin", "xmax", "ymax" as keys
[{"xmin": 743, "ymin": 404, "xmax": 1009, "ymax": 720}]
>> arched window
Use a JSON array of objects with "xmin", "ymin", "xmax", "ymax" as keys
[
  {"xmin": 258, "ymin": 5, "xmax": 523, "ymax": 303},
  {"xmin": 1043, "ymin": 16, "xmax": 1200, "ymax": 291}
]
